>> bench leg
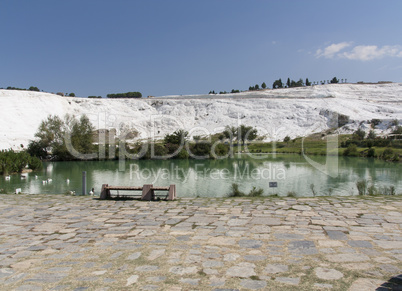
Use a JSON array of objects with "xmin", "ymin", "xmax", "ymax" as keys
[
  {"xmin": 142, "ymin": 184, "xmax": 154, "ymax": 201},
  {"xmin": 168, "ymin": 184, "xmax": 176, "ymax": 200},
  {"xmin": 100, "ymin": 184, "xmax": 108, "ymax": 200}
]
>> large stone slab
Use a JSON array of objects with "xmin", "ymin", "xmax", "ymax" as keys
[
  {"xmin": 288, "ymin": 240, "xmax": 317, "ymax": 255},
  {"xmin": 226, "ymin": 263, "xmax": 256, "ymax": 278},
  {"xmin": 250, "ymin": 217, "xmax": 281, "ymax": 226},
  {"xmin": 326, "ymin": 253, "xmax": 370, "ymax": 263}
]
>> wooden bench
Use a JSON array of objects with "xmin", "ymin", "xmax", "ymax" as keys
[{"xmin": 99, "ymin": 184, "xmax": 176, "ymax": 201}]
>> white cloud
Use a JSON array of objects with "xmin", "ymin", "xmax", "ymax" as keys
[
  {"xmin": 341, "ymin": 45, "xmax": 402, "ymax": 61},
  {"xmin": 315, "ymin": 42, "xmax": 351, "ymax": 58},
  {"xmin": 316, "ymin": 43, "xmax": 402, "ymax": 61}
]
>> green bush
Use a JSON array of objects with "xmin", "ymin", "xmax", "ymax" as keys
[
  {"xmin": 189, "ymin": 142, "xmax": 211, "ymax": 159},
  {"xmin": 28, "ymin": 156, "xmax": 43, "ymax": 171},
  {"xmin": 164, "ymin": 130, "xmax": 188, "ymax": 145},
  {"xmin": 248, "ymin": 186, "xmax": 264, "ymax": 197},
  {"xmin": 356, "ymin": 180, "xmax": 367, "ymax": 195},
  {"xmin": 382, "ymin": 148, "xmax": 394, "ymax": 160},
  {"xmin": 228, "ymin": 183, "xmax": 244, "ymax": 197},
  {"xmin": 0, "ymin": 149, "xmax": 41, "ymax": 175},
  {"xmin": 367, "ymin": 130, "xmax": 376, "ymax": 140},
  {"xmin": 343, "ymin": 144, "xmax": 359, "ymax": 156},
  {"xmin": 213, "ymin": 143, "xmax": 229, "ymax": 158},
  {"xmin": 228, "ymin": 183, "xmax": 264, "ymax": 197},
  {"xmin": 368, "ymin": 184, "xmax": 377, "ymax": 195},
  {"xmin": 367, "ymin": 148, "xmax": 375, "ymax": 158},
  {"xmin": 353, "ymin": 128, "xmax": 366, "ymax": 140}
]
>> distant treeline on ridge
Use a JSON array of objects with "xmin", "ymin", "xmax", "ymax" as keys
[{"xmin": 106, "ymin": 91, "xmax": 142, "ymax": 98}]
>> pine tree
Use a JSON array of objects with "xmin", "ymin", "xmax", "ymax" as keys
[{"xmin": 287, "ymin": 78, "xmax": 291, "ymax": 88}]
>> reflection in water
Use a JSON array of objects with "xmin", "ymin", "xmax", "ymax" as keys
[{"xmin": 1, "ymin": 154, "xmax": 401, "ymax": 197}]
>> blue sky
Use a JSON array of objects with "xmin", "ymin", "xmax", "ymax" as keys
[{"xmin": 1, "ymin": 0, "xmax": 402, "ymax": 97}]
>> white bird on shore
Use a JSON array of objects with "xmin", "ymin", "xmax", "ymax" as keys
[
  {"xmin": 66, "ymin": 179, "xmax": 70, "ymax": 184},
  {"xmin": 47, "ymin": 178, "xmax": 52, "ymax": 183},
  {"xmin": 21, "ymin": 174, "xmax": 27, "ymax": 179},
  {"xmin": 35, "ymin": 175, "xmax": 38, "ymax": 179},
  {"xmin": 5, "ymin": 176, "xmax": 10, "ymax": 180},
  {"xmin": 89, "ymin": 190, "xmax": 94, "ymax": 196},
  {"xmin": 42, "ymin": 180, "xmax": 47, "ymax": 185}
]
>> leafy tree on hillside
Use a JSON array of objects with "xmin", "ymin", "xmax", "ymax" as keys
[
  {"xmin": 28, "ymin": 114, "xmax": 95, "ymax": 160},
  {"xmin": 164, "ymin": 130, "xmax": 188, "ymax": 145},
  {"xmin": 223, "ymin": 126, "xmax": 237, "ymax": 144},
  {"xmin": 286, "ymin": 78, "xmax": 291, "ymax": 88},
  {"xmin": 238, "ymin": 125, "xmax": 258, "ymax": 145},
  {"xmin": 353, "ymin": 128, "xmax": 366, "ymax": 140},
  {"xmin": 367, "ymin": 130, "xmax": 376, "ymax": 140},
  {"xmin": 69, "ymin": 115, "xmax": 95, "ymax": 154},
  {"xmin": 68, "ymin": 93, "xmax": 76, "ymax": 97},
  {"xmin": 272, "ymin": 78, "xmax": 283, "ymax": 89},
  {"xmin": 261, "ymin": 82, "xmax": 267, "ymax": 89},
  {"xmin": 330, "ymin": 77, "xmax": 339, "ymax": 84},
  {"xmin": 34, "ymin": 115, "xmax": 65, "ymax": 153},
  {"xmin": 305, "ymin": 78, "xmax": 311, "ymax": 86},
  {"xmin": 29, "ymin": 86, "xmax": 40, "ymax": 91}
]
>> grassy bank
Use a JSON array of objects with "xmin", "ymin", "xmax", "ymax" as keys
[{"xmin": 239, "ymin": 133, "xmax": 402, "ymax": 161}]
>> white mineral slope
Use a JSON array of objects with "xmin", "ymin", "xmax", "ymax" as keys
[{"xmin": 0, "ymin": 83, "xmax": 401, "ymax": 150}]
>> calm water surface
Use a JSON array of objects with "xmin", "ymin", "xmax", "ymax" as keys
[{"xmin": 1, "ymin": 154, "xmax": 401, "ymax": 197}]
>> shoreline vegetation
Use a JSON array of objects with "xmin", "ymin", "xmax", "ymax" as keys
[
  {"xmin": 1, "ymin": 116, "xmax": 399, "ymax": 177},
  {"xmin": 23, "ymin": 115, "xmax": 402, "ymax": 163}
]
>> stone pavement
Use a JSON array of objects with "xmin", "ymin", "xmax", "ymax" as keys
[{"xmin": 0, "ymin": 194, "xmax": 401, "ymax": 290}]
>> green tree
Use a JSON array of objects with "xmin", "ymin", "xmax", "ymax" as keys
[
  {"xmin": 34, "ymin": 115, "xmax": 65, "ymax": 154},
  {"xmin": 367, "ymin": 130, "xmax": 376, "ymax": 140},
  {"xmin": 69, "ymin": 115, "xmax": 95, "ymax": 155},
  {"xmin": 286, "ymin": 78, "xmax": 291, "ymax": 88},
  {"xmin": 272, "ymin": 78, "xmax": 283, "ymax": 89},
  {"xmin": 164, "ymin": 130, "xmax": 188, "ymax": 145},
  {"xmin": 223, "ymin": 126, "xmax": 237, "ymax": 143},
  {"xmin": 107, "ymin": 92, "xmax": 142, "ymax": 98},
  {"xmin": 305, "ymin": 78, "xmax": 311, "ymax": 86},
  {"xmin": 28, "ymin": 114, "xmax": 95, "ymax": 161},
  {"xmin": 261, "ymin": 82, "xmax": 267, "ymax": 89},
  {"xmin": 68, "ymin": 93, "xmax": 76, "ymax": 97},
  {"xmin": 330, "ymin": 77, "xmax": 339, "ymax": 84},
  {"xmin": 238, "ymin": 125, "xmax": 257, "ymax": 145},
  {"xmin": 29, "ymin": 86, "xmax": 40, "ymax": 91},
  {"xmin": 296, "ymin": 78, "xmax": 304, "ymax": 87},
  {"xmin": 27, "ymin": 140, "xmax": 48, "ymax": 159},
  {"xmin": 353, "ymin": 128, "xmax": 366, "ymax": 140}
]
